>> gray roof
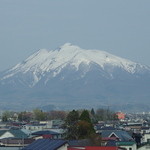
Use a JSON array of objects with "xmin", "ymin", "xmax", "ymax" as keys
[{"xmin": 101, "ymin": 130, "xmax": 133, "ymax": 141}]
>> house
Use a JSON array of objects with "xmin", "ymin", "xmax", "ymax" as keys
[
  {"xmin": 138, "ymin": 143, "xmax": 150, "ymax": 150},
  {"xmin": 31, "ymin": 130, "xmax": 63, "ymax": 139},
  {"xmin": 124, "ymin": 123, "xmax": 142, "ymax": 133},
  {"xmin": 101, "ymin": 130, "xmax": 136, "ymax": 150},
  {"xmin": 0, "ymin": 129, "xmax": 31, "ymax": 147},
  {"xmin": 47, "ymin": 120, "xmax": 64, "ymax": 128},
  {"xmin": 116, "ymin": 141, "xmax": 137, "ymax": 150},
  {"xmin": 23, "ymin": 123, "xmax": 47, "ymax": 131},
  {"xmin": 140, "ymin": 127, "xmax": 150, "ymax": 135},
  {"xmin": 141, "ymin": 133, "xmax": 150, "ymax": 143},
  {"xmin": 0, "ymin": 138, "xmax": 34, "ymax": 147},
  {"xmin": 106, "ymin": 140, "xmax": 137, "ymax": 150},
  {"xmin": 0, "ymin": 129, "xmax": 28, "ymax": 139},
  {"xmin": 101, "ymin": 130, "xmax": 134, "ymax": 142},
  {"xmin": 116, "ymin": 112, "xmax": 126, "ymax": 120},
  {"xmin": 68, "ymin": 146, "xmax": 125, "ymax": 150},
  {"xmin": 21, "ymin": 139, "xmax": 69, "ymax": 150}
]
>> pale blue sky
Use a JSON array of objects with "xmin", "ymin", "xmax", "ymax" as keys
[{"xmin": 0, "ymin": 0, "xmax": 150, "ymax": 71}]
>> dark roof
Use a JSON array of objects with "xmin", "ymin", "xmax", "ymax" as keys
[
  {"xmin": 106, "ymin": 140, "xmax": 117, "ymax": 146},
  {"xmin": 141, "ymin": 127, "xmax": 150, "ymax": 130},
  {"xmin": 68, "ymin": 146, "xmax": 121, "ymax": 150},
  {"xmin": 0, "ymin": 138, "xmax": 34, "ymax": 144},
  {"xmin": 0, "ymin": 130, "xmax": 6, "ymax": 136},
  {"xmin": 32, "ymin": 130, "xmax": 59, "ymax": 136},
  {"xmin": 101, "ymin": 130, "xmax": 133, "ymax": 141},
  {"xmin": 100, "ymin": 127, "xmax": 117, "ymax": 130},
  {"xmin": 68, "ymin": 139, "xmax": 93, "ymax": 146},
  {"xmin": 22, "ymin": 139, "xmax": 68, "ymax": 150}
]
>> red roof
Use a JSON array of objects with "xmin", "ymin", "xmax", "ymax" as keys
[
  {"xmin": 85, "ymin": 147, "xmax": 119, "ymax": 150},
  {"xmin": 102, "ymin": 137, "xmax": 118, "ymax": 141},
  {"xmin": 42, "ymin": 134, "xmax": 53, "ymax": 139}
]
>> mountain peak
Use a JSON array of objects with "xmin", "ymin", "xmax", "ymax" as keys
[
  {"xmin": 59, "ymin": 43, "xmax": 81, "ymax": 52},
  {"xmin": 1, "ymin": 44, "xmax": 150, "ymax": 111},
  {"xmin": 61, "ymin": 42, "xmax": 72, "ymax": 47},
  {"xmin": 2, "ymin": 43, "xmax": 149, "ymax": 85}
]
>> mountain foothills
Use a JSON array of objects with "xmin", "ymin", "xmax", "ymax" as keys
[{"xmin": 0, "ymin": 43, "xmax": 150, "ymax": 111}]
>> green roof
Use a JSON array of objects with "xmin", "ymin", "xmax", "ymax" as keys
[
  {"xmin": 116, "ymin": 141, "xmax": 136, "ymax": 146},
  {"xmin": 0, "ymin": 129, "xmax": 28, "ymax": 139}
]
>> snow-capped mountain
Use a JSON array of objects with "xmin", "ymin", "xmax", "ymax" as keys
[
  {"xmin": 1, "ymin": 43, "xmax": 149, "ymax": 87},
  {"xmin": 0, "ymin": 43, "xmax": 150, "ymax": 111}
]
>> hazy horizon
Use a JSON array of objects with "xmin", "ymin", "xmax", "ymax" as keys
[{"xmin": 0, "ymin": 0, "xmax": 150, "ymax": 71}]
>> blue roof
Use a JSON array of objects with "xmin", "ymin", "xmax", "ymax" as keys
[
  {"xmin": 32, "ymin": 130, "xmax": 59, "ymax": 136},
  {"xmin": 101, "ymin": 130, "xmax": 133, "ymax": 141},
  {"xmin": 0, "ymin": 129, "xmax": 28, "ymax": 139},
  {"xmin": 22, "ymin": 139, "xmax": 68, "ymax": 150}
]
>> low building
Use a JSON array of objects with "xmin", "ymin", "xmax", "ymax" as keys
[
  {"xmin": 116, "ymin": 112, "xmax": 126, "ymax": 120},
  {"xmin": 21, "ymin": 139, "xmax": 69, "ymax": 150},
  {"xmin": 116, "ymin": 141, "xmax": 137, "ymax": 150},
  {"xmin": 31, "ymin": 130, "xmax": 63, "ymax": 139},
  {"xmin": 0, "ymin": 129, "xmax": 28, "ymax": 139}
]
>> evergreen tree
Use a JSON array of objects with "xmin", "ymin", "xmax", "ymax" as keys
[
  {"xmin": 65, "ymin": 110, "xmax": 79, "ymax": 140},
  {"xmin": 91, "ymin": 108, "xmax": 95, "ymax": 116},
  {"xmin": 90, "ymin": 108, "xmax": 98, "ymax": 124},
  {"xmin": 78, "ymin": 110, "xmax": 95, "ymax": 138},
  {"xmin": 80, "ymin": 110, "xmax": 92, "ymax": 123},
  {"xmin": 66, "ymin": 110, "xmax": 79, "ymax": 125}
]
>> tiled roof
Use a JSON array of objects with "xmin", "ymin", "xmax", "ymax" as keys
[{"xmin": 22, "ymin": 139, "xmax": 68, "ymax": 150}]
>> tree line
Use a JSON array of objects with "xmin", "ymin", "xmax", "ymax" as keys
[{"xmin": 1, "ymin": 108, "xmax": 118, "ymax": 123}]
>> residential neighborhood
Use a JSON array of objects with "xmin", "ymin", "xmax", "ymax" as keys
[{"xmin": 0, "ymin": 0, "xmax": 150, "ymax": 150}]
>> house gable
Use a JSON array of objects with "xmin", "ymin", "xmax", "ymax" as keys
[
  {"xmin": 0, "ymin": 131, "xmax": 14, "ymax": 139},
  {"xmin": 109, "ymin": 132, "xmax": 119, "ymax": 139}
]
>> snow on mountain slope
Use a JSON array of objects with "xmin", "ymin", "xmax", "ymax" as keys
[
  {"xmin": 1, "ymin": 43, "xmax": 150, "ymax": 111},
  {"xmin": 1, "ymin": 43, "xmax": 148, "ymax": 86}
]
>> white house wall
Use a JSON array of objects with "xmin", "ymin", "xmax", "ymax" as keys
[
  {"xmin": 120, "ymin": 144, "xmax": 137, "ymax": 150},
  {"xmin": 57, "ymin": 143, "xmax": 69, "ymax": 150},
  {"xmin": 0, "ymin": 132, "xmax": 14, "ymax": 139},
  {"xmin": 142, "ymin": 134, "xmax": 150, "ymax": 143}
]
